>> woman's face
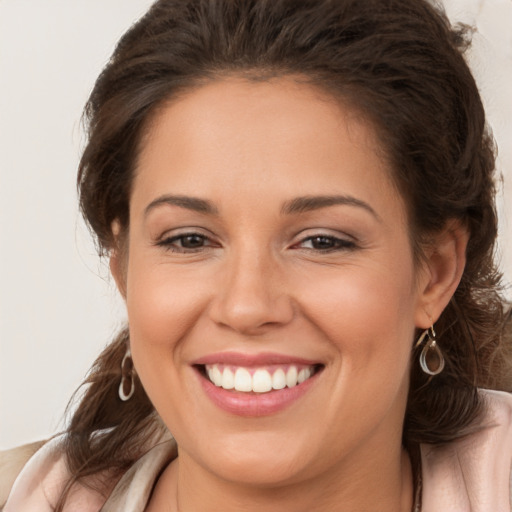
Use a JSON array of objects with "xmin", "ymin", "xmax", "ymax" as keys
[{"xmin": 122, "ymin": 78, "xmax": 430, "ymax": 486}]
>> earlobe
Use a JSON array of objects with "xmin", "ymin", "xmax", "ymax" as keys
[
  {"xmin": 415, "ymin": 220, "xmax": 469, "ymax": 328},
  {"xmin": 110, "ymin": 220, "xmax": 128, "ymax": 299}
]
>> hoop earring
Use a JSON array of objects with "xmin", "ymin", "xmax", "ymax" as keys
[
  {"xmin": 119, "ymin": 347, "xmax": 135, "ymax": 401},
  {"xmin": 415, "ymin": 326, "xmax": 445, "ymax": 376}
]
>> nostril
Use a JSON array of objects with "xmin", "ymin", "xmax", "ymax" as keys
[{"xmin": 209, "ymin": 295, "xmax": 295, "ymax": 335}]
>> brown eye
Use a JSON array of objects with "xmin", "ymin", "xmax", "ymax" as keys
[
  {"xmin": 158, "ymin": 232, "xmax": 214, "ymax": 252},
  {"xmin": 298, "ymin": 235, "xmax": 356, "ymax": 252},
  {"xmin": 310, "ymin": 236, "xmax": 338, "ymax": 250},
  {"xmin": 179, "ymin": 234, "xmax": 206, "ymax": 248}
]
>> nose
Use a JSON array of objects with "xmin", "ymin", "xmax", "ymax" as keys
[{"xmin": 208, "ymin": 248, "xmax": 295, "ymax": 335}]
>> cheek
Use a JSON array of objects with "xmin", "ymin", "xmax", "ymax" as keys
[
  {"xmin": 124, "ymin": 266, "xmax": 213, "ymax": 431},
  {"xmin": 296, "ymin": 260, "xmax": 418, "ymax": 370},
  {"xmin": 124, "ymin": 255, "xmax": 208, "ymax": 379},
  {"xmin": 299, "ymin": 264, "xmax": 418, "ymax": 440}
]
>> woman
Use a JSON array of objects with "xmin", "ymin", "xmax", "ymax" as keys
[{"xmin": 3, "ymin": 0, "xmax": 512, "ymax": 510}]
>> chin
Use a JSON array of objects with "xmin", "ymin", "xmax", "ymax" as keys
[
  {"xmin": 206, "ymin": 452, "xmax": 310, "ymax": 488},
  {"xmin": 176, "ymin": 424, "xmax": 318, "ymax": 487}
]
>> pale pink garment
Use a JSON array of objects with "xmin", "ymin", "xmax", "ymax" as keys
[
  {"xmin": 420, "ymin": 389, "xmax": 512, "ymax": 511},
  {"xmin": 3, "ymin": 389, "xmax": 512, "ymax": 511}
]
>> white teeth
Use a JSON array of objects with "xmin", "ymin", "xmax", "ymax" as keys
[
  {"xmin": 221, "ymin": 367, "xmax": 235, "ymax": 390},
  {"xmin": 298, "ymin": 368, "xmax": 311, "ymax": 384},
  {"xmin": 210, "ymin": 366, "xmax": 223, "ymax": 387},
  {"xmin": 253, "ymin": 369, "xmax": 273, "ymax": 393},
  {"xmin": 205, "ymin": 364, "xmax": 316, "ymax": 393},
  {"xmin": 272, "ymin": 368, "xmax": 286, "ymax": 390},
  {"xmin": 234, "ymin": 368, "xmax": 252, "ymax": 392},
  {"xmin": 286, "ymin": 366, "xmax": 298, "ymax": 388}
]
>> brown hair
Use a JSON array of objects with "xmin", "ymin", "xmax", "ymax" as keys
[{"xmin": 59, "ymin": 0, "xmax": 511, "ymax": 507}]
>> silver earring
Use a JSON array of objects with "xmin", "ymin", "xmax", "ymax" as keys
[
  {"xmin": 119, "ymin": 347, "xmax": 135, "ymax": 401},
  {"xmin": 415, "ymin": 326, "xmax": 445, "ymax": 376}
]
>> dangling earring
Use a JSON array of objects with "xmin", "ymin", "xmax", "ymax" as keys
[
  {"xmin": 119, "ymin": 347, "xmax": 135, "ymax": 401},
  {"xmin": 415, "ymin": 326, "xmax": 445, "ymax": 376}
]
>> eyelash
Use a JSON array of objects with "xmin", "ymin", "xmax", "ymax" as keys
[
  {"xmin": 157, "ymin": 232, "xmax": 215, "ymax": 253},
  {"xmin": 157, "ymin": 232, "xmax": 357, "ymax": 254},
  {"xmin": 295, "ymin": 235, "xmax": 357, "ymax": 252}
]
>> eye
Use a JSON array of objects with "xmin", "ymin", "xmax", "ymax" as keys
[
  {"xmin": 157, "ymin": 232, "xmax": 215, "ymax": 252},
  {"xmin": 297, "ymin": 235, "xmax": 356, "ymax": 252}
]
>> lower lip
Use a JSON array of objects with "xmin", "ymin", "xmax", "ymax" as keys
[{"xmin": 195, "ymin": 368, "xmax": 321, "ymax": 417}]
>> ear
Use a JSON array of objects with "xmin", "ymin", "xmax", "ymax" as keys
[
  {"xmin": 109, "ymin": 220, "xmax": 128, "ymax": 300},
  {"xmin": 415, "ymin": 220, "xmax": 469, "ymax": 328}
]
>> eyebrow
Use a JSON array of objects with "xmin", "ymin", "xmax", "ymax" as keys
[
  {"xmin": 144, "ymin": 194, "xmax": 219, "ymax": 217},
  {"xmin": 281, "ymin": 195, "xmax": 380, "ymax": 220},
  {"xmin": 144, "ymin": 193, "xmax": 379, "ymax": 220}
]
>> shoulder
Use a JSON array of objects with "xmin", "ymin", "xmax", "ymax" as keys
[
  {"xmin": 421, "ymin": 389, "xmax": 512, "ymax": 511},
  {"xmin": 0, "ymin": 440, "xmax": 46, "ymax": 508},
  {"xmin": 1, "ymin": 436, "xmax": 105, "ymax": 512},
  {"xmin": 481, "ymin": 388, "xmax": 512, "ymax": 425}
]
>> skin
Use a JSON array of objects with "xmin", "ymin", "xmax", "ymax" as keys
[{"xmin": 111, "ymin": 77, "xmax": 468, "ymax": 511}]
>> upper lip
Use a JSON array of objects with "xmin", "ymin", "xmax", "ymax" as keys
[{"xmin": 191, "ymin": 351, "xmax": 322, "ymax": 367}]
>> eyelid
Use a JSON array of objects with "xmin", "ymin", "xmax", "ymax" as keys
[
  {"xmin": 153, "ymin": 227, "xmax": 358, "ymax": 253},
  {"xmin": 292, "ymin": 227, "xmax": 357, "ymax": 242},
  {"xmin": 155, "ymin": 225, "xmax": 215, "ymax": 241},
  {"xmin": 291, "ymin": 230, "xmax": 359, "ymax": 252},
  {"xmin": 155, "ymin": 228, "xmax": 220, "ymax": 253}
]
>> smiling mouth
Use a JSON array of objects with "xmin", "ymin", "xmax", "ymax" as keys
[{"xmin": 198, "ymin": 364, "xmax": 324, "ymax": 393}]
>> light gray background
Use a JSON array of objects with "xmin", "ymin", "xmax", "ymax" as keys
[{"xmin": 1, "ymin": 0, "xmax": 511, "ymax": 449}]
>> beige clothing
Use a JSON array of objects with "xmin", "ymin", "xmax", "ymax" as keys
[
  {"xmin": 0, "ymin": 441, "xmax": 46, "ymax": 507},
  {"xmin": 2, "ymin": 389, "xmax": 512, "ymax": 511}
]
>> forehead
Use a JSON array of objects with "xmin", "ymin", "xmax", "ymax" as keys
[{"xmin": 132, "ymin": 77, "xmax": 404, "ymax": 222}]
